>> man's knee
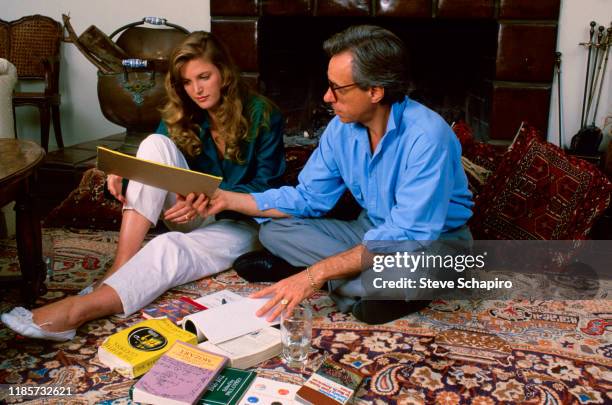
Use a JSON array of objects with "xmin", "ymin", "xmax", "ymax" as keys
[{"xmin": 259, "ymin": 219, "xmax": 294, "ymax": 253}]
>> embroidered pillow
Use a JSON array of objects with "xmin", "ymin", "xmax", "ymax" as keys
[
  {"xmin": 469, "ymin": 125, "xmax": 612, "ymax": 239},
  {"xmin": 43, "ymin": 168, "xmax": 122, "ymax": 230}
]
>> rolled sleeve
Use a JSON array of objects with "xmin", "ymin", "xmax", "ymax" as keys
[{"xmin": 251, "ymin": 125, "xmax": 347, "ymax": 218}]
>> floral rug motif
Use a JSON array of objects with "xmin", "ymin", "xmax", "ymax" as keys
[{"xmin": 0, "ymin": 228, "xmax": 611, "ymax": 404}]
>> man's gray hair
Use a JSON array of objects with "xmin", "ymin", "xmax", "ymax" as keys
[{"xmin": 323, "ymin": 25, "xmax": 409, "ymax": 105}]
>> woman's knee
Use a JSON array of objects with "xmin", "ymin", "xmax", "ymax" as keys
[
  {"xmin": 136, "ymin": 134, "xmax": 176, "ymax": 160},
  {"xmin": 147, "ymin": 231, "xmax": 186, "ymax": 252}
]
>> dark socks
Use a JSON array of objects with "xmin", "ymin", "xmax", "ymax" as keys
[
  {"xmin": 232, "ymin": 250, "xmax": 305, "ymax": 282},
  {"xmin": 351, "ymin": 299, "xmax": 431, "ymax": 325}
]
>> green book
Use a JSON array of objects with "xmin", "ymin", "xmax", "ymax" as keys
[
  {"xmin": 129, "ymin": 367, "xmax": 255, "ymax": 405},
  {"xmin": 198, "ymin": 367, "xmax": 256, "ymax": 405}
]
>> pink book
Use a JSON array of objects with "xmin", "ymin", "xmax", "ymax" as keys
[{"xmin": 132, "ymin": 341, "xmax": 227, "ymax": 405}]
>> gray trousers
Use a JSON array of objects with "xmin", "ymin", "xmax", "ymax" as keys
[{"xmin": 259, "ymin": 211, "xmax": 472, "ymax": 312}]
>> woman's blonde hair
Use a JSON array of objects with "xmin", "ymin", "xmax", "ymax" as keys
[{"xmin": 161, "ymin": 31, "xmax": 271, "ymax": 162}]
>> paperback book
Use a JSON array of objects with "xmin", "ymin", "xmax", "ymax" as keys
[
  {"xmin": 295, "ymin": 358, "xmax": 364, "ymax": 405},
  {"xmin": 97, "ymin": 318, "xmax": 197, "ymax": 378},
  {"xmin": 142, "ymin": 296, "xmax": 208, "ymax": 325},
  {"xmin": 129, "ymin": 367, "xmax": 256, "ymax": 405},
  {"xmin": 198, "ymin": 326, "xmax": 281, "ymax": 369},
  {"xmin": 182, "ymin": 297, "xmax": 279, "ymax": 343},
  {"xmin": 132, "ymin": 341, "xmax": 227, "ymax": 405},
  {"xmin": 237, "ymin": 377, "xmax": 301, "ymax": 405},
  {"xmin": 199, "ymin": 367, "xmax": 257, "ymax": 405}
]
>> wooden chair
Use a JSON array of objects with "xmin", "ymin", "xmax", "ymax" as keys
[{"xmin": 0, "ymin": 15, "xmax": 64, "ymax": 151}]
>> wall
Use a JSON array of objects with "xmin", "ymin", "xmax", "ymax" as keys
[
  {"xmin": 548, "ymin": 0, "xmax": 612, "ymax": 148},
  {"xmin": 2, "ymin": 0, "xmax": 209, "ymax": 150}
]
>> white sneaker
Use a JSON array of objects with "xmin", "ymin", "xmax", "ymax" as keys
[{"xmin": 1, "ymin": 307, "xmax": 76, "ymax": 342}]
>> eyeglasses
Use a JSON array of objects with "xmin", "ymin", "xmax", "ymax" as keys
[{"xmin": 327, "ymin": 80, "xmax": 358, "ymax": 101}]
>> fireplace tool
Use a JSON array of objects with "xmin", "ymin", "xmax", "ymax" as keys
[
  {"xmin": 554, "ymin": 52, "xmax": 563, "ymax": 147},
  {"xmin": 579, "ymin": 22, "xmax": 596, "ymax": 130},
  {"xmin": 571, "ymin": 22, "xmax": 611, "ymax": 155},
  {"xmin": 590, "ymin": 26, "xmax": 612, "ymax": 128}
]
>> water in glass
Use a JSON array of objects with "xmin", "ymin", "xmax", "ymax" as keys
[{"xmin": 281, "ymin": 306, "xmax": 312, "ymax": 364}]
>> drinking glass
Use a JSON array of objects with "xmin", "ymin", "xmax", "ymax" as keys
[{"xmin": 280, "ymin": 305, "xmax": 312, "ymax": 365}]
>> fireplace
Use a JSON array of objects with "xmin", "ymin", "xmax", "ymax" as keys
[{"xmin": 211, "ymin": 0, "xmax": 560, "ymax": 143}]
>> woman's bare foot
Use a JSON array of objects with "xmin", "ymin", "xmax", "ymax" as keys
[{"xmin": 32, "ymin": 285, "xmax": 124, "ymax": 332}]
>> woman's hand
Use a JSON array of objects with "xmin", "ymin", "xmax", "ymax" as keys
[
  {"xmin": 107, "ymin": 174, "xmax": 126, "ymax": 204},
  {"xmin": 164, "ymin": 193, "xmax": 208, "ymax": 224},
  {"xmin": 250, "ymin": 271, "xmax": 319, "ymax": 322}
]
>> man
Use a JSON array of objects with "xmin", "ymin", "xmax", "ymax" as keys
[{"xmin": 196, "ymin": 25, "xmax": 473, "ymax": 324}]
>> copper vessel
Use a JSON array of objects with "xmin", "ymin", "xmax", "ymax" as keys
[{"xmin": 97, "ymin": 19, "xmax": 188, "ymax": 135}]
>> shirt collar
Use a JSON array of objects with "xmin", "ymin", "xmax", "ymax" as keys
[
  {"xmin": 198, "ymin": 111, "xmax": 211, "ymax": 141},
  {"xmin": 387, "ymin": 96, "xmax": 408, "ymax": 137}
]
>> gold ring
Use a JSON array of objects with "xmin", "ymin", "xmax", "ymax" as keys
[
  {"xmin": 184, "ymin": 214, "xmax": 189, "ymax": 221},
  {"xmin": 280, "ymin": 299, "xmax": 289, "ymax": 306}
]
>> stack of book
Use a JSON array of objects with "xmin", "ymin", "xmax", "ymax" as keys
[
  {"xmin": 129, "ymin": 350, "xmax": 363, "ymax": 405},
  {"xmin": 140, "ymin": 290, "xmax": 283, "ymax": 369},
  {"xmin": 99, "ymin": 291, "xmax": 364, "ymax": 404}
]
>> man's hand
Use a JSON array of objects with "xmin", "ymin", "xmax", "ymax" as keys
[
  {"xmin": 250, "ymin": 270, "xmax": 322, "ymax": 322},
  {"xmin": 249, "ymin": 245, "xmax": 364, "ymax": 321},
  {"xmin": 196, "ymin": 189, "xmax": 231, "ymax": 217},
  {"xmin": 164, "ymin": 193, "xmax": 208, "ymax": 224},
  {"xmin": 106, "ymin": 174, "xmax": 126, "ymax": 204}
]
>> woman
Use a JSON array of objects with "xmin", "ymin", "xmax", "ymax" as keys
[{"xmin": 1, "ymin": 31, "xmax": 285, "ymax": 341}]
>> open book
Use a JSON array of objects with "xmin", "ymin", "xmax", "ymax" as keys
[
  {"xmin": 186, "ymin": 290, "xmax": 282, "ymax": 369},
  {"xmin": 97, "ymin": 146, "xmax": 222, "ymax": 197},
  {"xmin": 198, "ymin": 326, "xmax": 281, "ymax": 370},
  {"xmin": 182, "ymin": 297, "xmax": 279, "ymax": 344}
]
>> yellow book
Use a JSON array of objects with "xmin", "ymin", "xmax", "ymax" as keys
[
  {"xmin": 97, "ymin": 146, "xmax": 222, "ymax": 197},
  {"xmin": 97, "ymin": 318, "xmax": 197, "ymax": 378}
]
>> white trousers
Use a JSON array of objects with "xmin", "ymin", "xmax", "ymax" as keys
[{"xmin": 104, "ymin": 134, "xmax": 260, "ymax": 316}]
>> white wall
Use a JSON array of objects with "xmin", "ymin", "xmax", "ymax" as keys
[
  {"xmin": 548, "ymin": 0, "xmax": 612, "ymax": 149},
  {"xmin": 3, "ymin": 0, "xmax": 610, "ymax": 151},
  {"xmin": 2, "ymin": 0, "xmax": 210, "ymax": 150}
]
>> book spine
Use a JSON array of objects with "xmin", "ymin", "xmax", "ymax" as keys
[{"xmin": 132, "ymin": 354, "xmax": 163, "ymax": 378}]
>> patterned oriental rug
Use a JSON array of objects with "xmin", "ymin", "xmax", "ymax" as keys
[{"xmin": 0, "ymin": 228, "xmax": 610, "ymax": 404}]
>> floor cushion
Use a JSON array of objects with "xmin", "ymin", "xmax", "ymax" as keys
[
  {"xmin": 469, "ymin": 124, "xmax": 612, "ymax": 239},
  {"xmin": 43, "ymin": 168, "xmax": 122, "ymax": 230}
]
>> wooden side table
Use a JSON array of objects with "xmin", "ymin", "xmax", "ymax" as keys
[{"xmin": 0, "ymin": 139, "xmax": 46, "ymax": 306}]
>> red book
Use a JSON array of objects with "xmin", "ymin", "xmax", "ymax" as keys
[
  {"xmin": 142, "ymin": 297, "xmax": 207, "ymax": 325},
  {"xmin": 296, "ymin": 359, "xmax": 364, "ymax": 405}
]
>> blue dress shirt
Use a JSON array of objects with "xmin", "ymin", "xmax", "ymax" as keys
[{"xmin": 252, "ymin": 96, "xmax": 473, "ymax": 241}]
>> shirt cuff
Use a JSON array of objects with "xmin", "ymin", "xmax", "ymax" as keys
[
  {"xmin": 251, "ymin": 191, "xmax": 274, "ymax": 211},
  {"xmin": 254, "ymin": 217, "xmax": 271, "ymax": 224}
]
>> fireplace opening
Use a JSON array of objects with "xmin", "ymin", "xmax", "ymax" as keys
[{"xmin": 258, "ymin": 17, "xmax": 498, "ymax": 140}]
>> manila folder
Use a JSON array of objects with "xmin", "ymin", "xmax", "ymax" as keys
[{"xmin": 97, "ymin": 146, "xmax": 222, "ymax": 197}]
